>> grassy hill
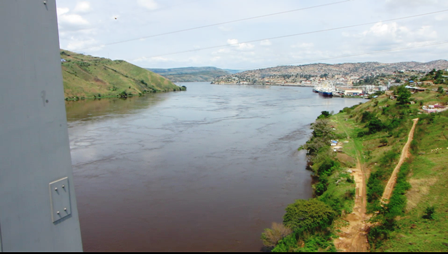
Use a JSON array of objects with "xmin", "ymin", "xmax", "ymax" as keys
[
  {"xmin": 261, "ymin": 70, "xmax": 448, "ymax": 252},
  {"xmin": 330, "ymin": 81, "xmax": 448, "ymax": 251},
  {"xmin": 147, "ymin": 67, "xmax": 231, "ymax": 82},
  {"xmin": 60, "ymin": 50, "xmax": 184, "ymax": 100}
]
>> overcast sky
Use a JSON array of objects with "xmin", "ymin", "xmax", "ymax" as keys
[{"xmin": 56, "ymin": 0, "xmax": 448, "ymax": 70}]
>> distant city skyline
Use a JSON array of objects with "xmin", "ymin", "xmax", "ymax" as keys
[{"xmin": 56, "ymin": 0, "xmax": 448, "ymax": 70}]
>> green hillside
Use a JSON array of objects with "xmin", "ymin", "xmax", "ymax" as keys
[
  {"xmin": 261, "ymin": 69, "xmax": 448, "ymax": 252},
  {"xmin": 331, "ymin": 80, "xmax": 448, "ymax": 252},
  {"xmin": 60, "ymin": 50, "xmax": 185, "ymax": 100},
  {"xmin": 147, "ymin": 67, "xmax": 230, "ymax": 82}
]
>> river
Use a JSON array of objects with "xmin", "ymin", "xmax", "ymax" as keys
[{"xmin": 66, "ymin": 82, "xmax": 366, "ymax": 252}]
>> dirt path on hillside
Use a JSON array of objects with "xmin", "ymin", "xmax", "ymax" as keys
[
  {"xmin": 334, "ymin": 157, "xmax": 370, "ymax": 252},
  {"xmin": 381, "ymin": 118, "xmax": 419, "ymax": 204}
]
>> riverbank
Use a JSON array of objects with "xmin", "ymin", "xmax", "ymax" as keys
[
  {"xmin": 262, "ymin": 83, "xmax": 448, "ymax": 252},
  {"xmin": 64, "ymin": 86, "xmax": 186, "ymax": 101}
]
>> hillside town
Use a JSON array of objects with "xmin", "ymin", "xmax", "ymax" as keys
[{"xmin": 211, "ymin": 61, "xmax": 448, "ymax": 93}]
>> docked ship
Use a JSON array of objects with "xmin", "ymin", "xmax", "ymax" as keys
[{"xmin": 315, "ymin": 82, "xmax": 334, "ymax": 97}]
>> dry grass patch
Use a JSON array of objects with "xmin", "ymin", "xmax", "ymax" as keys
[
  {"xmin": 406, "ymin": 178, "xmax": 438, "ymax": 212},
  {"xmin": 336, "ymin": 153, "xmax": 356, "ymax": 168}
]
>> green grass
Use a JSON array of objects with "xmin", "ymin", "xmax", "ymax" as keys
[
  {"xmin": 362, "ymin": 101, "xmax": 448, "ymax": 251},
  {"xmin": 318, "ymin": 166, "xmax": 356, "ymax": 215},
  {"xmin": 381, "ymin": 111, "xmax": 448, "ymax": 251},
  {"xmin": 327, "ymin": 88, "xmax": 448, "ymax": 251},
  {"xmin": 60, "ymin": 50, "xmax": 184, "ymax": 99}
]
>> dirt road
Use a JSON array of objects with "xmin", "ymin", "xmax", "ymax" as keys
[
  {"xmin": 334, "ymin": 158, "xmax": 370, "ymax": 252},
  {"xmin": 381, "ymin": 118, "xmax": 419, "ymax": 204},
  {"xmin": 334, "ymin": 118, "xmax": 419, "ymax": 252}
]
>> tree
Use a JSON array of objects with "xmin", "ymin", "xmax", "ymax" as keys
[
  {"xmin": 396, "ymin": 85, "xmax": 411, "ymax": 105},
  {"xmin": 437, "ymin": 86, "xmax": 444, "ymax": 94},
  {"xmin": 435, "ymin": 70, "xmax": 443, "ymax": 80},
  {"xmin": 367, "ymin": 117, "xmax": 384, "ymax": 134},
  {"xmin": 261, "ymin": 222, "xmax": 292, "ymax": 248},
  {"xmin": 283, "ymin": 199, "xmax": 336, "ymax": 233},
  {"xmin": 317, "ymin": 111, "xmax": 330, "ymax": 119},
  {"xmin": 303, "ymin": 119, "xmax": 335, "ymax": 156}
]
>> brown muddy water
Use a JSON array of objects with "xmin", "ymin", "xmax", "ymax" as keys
[{"xmin": 66, "ymin": 82, "xmax": 366, "ymax": 252}]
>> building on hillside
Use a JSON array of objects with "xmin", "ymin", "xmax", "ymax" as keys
[
  {"xmin": 344, "ymin": 89, "xmax": 363, "ymax": 96},
  {"xmin": 378, "ymin": 85, "xmax": 387, "ymax": 91},
  {"xmin": 388, "ymin": 83, "xmax": 401, "ymax": 89}
]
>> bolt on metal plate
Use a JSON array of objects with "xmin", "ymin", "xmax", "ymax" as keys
[{"xmin": 49, "ymin": 177, "xmax": 72, "ymax": 223}]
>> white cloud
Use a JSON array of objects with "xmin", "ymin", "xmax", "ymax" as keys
[
  {"xmin": 137, "ymin": 0, "xmax": 159, "ymax": 10},
  {"xmin": 237, "ymin": 43, "xmax": 254, "ymax": 50},
  {"xmin": 57, "ymin": 6, "xmax": 90, "ymax": 31},
  {"xmin": 61, "ymin": 14, "xmax": 89, "ymax": 26},
  {"xmin": 385, "ymin": 0, "xmax": 439, "ymax": 8},
  {"xmin": 74, "ymin": 1, "xmax": 91, "ymax": 13},
  {"xmin": 260, "ymin": 40, "xmax": 272, "ymax": 46},
  {"xmin": 218, "ymin": 26, "xmax": 232, "ymax": 32},
  {"xmin": 362, "ymin": 22, "xmax": 409, "ymax": 39},
  {"xmin": 57, "ymin": 7, "xmax": 69, "ymax": 16},
  {"xmin": 415, "ymin": 26, "xmax": 438, "ymax": 39},
  {"xmin": 227, "ymin": 39, "xmax": 254, "ymax": 50},
  {"xmin": 227, "ymin": 39, "xmax": 239, "ymax": 45},
  {"xmin": 435, "ymin": 13, "xmax": 448, "ymax": 21},
  {"xmin": 66, "ymin": 38, "xmax": 103, "ymax": 52},
  {"xmin": 291, "ymin": 42, "xmax": 314, "ymax": 49}
]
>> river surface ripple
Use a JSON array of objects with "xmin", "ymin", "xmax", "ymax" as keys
[{"xmin": 66, "ymin": 82, "xmax": 366, "ymax": 252}]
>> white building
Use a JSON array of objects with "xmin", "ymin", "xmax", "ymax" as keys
[{"xmin": 344, "ymin": 89, "xmax": 363, "ymax": 96}]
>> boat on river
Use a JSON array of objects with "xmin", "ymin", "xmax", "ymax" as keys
[{"xmin": 315, "ymin": 82, "xmax": 335, "ymax": 97}]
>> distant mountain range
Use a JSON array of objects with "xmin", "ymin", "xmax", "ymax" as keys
[{"xmin": 147, "ymin": 67, "xmax": 245, "ymax": 82}]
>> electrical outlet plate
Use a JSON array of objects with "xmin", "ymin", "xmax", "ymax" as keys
[{"xmin": 49, "ymin": 177, "xmax": 72, "ymax": 223}]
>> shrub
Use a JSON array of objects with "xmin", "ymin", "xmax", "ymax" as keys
[
  {"xmin": 346, "ymin": 176, "xmax": 354, "ymax": 183},
  {"xmin": 319, "ymin": 192, "xmax": 343, "ymax": 215},
  {"xmin": 118, "ymin": 90, "xmax": 128, "ymax": 98},
  {"xmin": 260, "ymin": 222, "xmax": 292, "ymax": 248},
  {"xmin": 317, "ymin": 111, "xmax": 331, "ymax": 119},
  {"xmin": 361, "ymin": 111, "xmax": 374, "ymax": 123},
  {"xmin": 283, "ymin": 199, "xmax": 336, "ymax": 233},
  {"xmin": 423, "ymin": 205, "xmax": 435, "ymax": 220},
  {"xmin": 271, "ymin": 233, "xmax": 297, "ymax": 252},
  {"xmin": 344, "ymin": 188, "xmax": 356, "ymax": 200},
  {"xmin": 366, "ymin": 117, "xmax": 384, "ymax": 134}
]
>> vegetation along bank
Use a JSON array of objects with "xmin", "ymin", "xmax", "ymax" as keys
[
  {"xmin": 261, "ymin": 69, "xmax": 448, "ymax": 252},
  {"xmin": 60, "ymin": 50, "xmax": 186, "ymax": 101}
]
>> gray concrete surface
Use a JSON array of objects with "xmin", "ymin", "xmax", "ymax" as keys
[{"xmin": 0, "ymin": 0, "xmax": 83, "ymax": 251}]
